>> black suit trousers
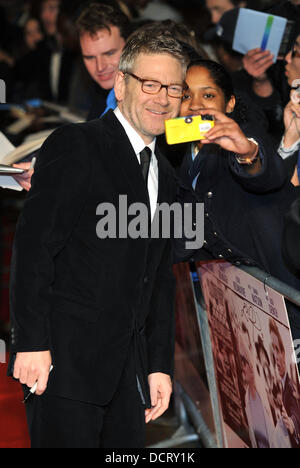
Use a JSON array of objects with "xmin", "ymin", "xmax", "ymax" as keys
[{"xmin": 23, "ymin": 340, "xmax": 146, "ymax": 448}]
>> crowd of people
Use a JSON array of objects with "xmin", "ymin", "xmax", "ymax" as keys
[{"xmin": 1, "ymin": 0, "xmax": 300, "ymax": 449}]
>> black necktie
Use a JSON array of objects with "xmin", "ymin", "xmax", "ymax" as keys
[{"xmin": 140, "ymin": 147, "xmax": 152, "ymax": 183}]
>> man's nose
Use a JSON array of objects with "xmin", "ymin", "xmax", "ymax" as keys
[
  {"xmin": 96, "ymin": 56, "xmax": 107, "ymax": 72},
  {"xmin": 154, "ymin": 87, "xmax": 169, "ymax": 106}
]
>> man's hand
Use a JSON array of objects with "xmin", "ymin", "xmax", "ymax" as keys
[
  {"xmin": 145, "ymin": 373, "xmax": 173, "ymax": 424},
  {"xmin": 243, "ymin": 48, "xmax": 274, "ymax": 80},
  {"xmin": 13, "ymin": 351, "xmax": 52, "ymax": 396},
  {"xmin": 12, "ymin": 162, "xmax": 34, "ymax": 192}
]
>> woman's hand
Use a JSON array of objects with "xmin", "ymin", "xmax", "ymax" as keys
[
  {"xmin": 200, "ymin": 109, "xmax": 258, "ymax": 160},
  {"xmin": 283, "ymin": 96, "xmax": 300, "ymax": 149}
]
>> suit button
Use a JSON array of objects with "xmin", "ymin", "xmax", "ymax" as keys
[
  {"xmin": 207, "ymin": 192, "xmax": 213, "ymax": 198},
  {"xmin": 235, "ymin": 261, "xmax": 241, "ymax": 266},
  {"xmin": 218, "ymin": 254, "xmax": 224, "ymax": 259},
  {"xmin": 144, "ymin": 277, "xmax": 149, "ymax": 284}
]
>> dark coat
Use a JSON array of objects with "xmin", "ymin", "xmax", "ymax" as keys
[
  {"xmin": 13, "ymin": 39, "xmax": 77, "ymax": 103},
  {"xmin": 283, "ymin": 192, "xmax": 300, "ymax": 275},
  {"xmin": 8, "ymin": 110, "xmax": 177, "ymax": 407}
]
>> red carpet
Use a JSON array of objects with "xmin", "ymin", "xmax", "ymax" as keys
[{"xmin": 0, "ymin": 355, "xmax": 30, "ymax": 448}]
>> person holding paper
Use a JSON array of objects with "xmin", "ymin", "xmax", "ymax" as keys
[
  {"xmin": 12, "ymin": 162, "xmax": 35, "ymax": 192},
  {"xmin": 204, "ymin": 8, "xmax": 284, "ymax": 142}
]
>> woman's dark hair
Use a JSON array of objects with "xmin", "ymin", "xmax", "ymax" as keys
[
  {"xmin": 187, "ymin": 58, "xmax": 247, "ymax": 125},
  {"xmin": 188, "ymin": 58, "xmax": 234, "ymax": 104}
]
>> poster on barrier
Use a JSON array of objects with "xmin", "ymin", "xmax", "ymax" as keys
[
  {"xmin": 197, "ymin": 261, "xmax": 300, "ymax": 449},
  {"xmin": 173, "ymin": 262, "xmax": 216, "ymax": 439}
]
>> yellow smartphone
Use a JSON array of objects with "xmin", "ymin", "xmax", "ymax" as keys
[{"xmin": 165, "ymin": 115, "xmax": 215, "ymax": 145}]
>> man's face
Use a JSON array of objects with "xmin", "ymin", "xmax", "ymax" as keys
[
  {"xmin": 80, "ymin": 26, "xmax": 125, "ymax": 90},
  {"xmin": 115, "ymin": 53, "xmax": 185, "ymax": 144},
  {"xmin": 270, "ymin": 332, "xmax": 286, "ymax": 378},
  {"xmin": 206, "ymin": 0, "xmax": 235, "ymax": 24},
  {"xmin": 285, "ymin": 35, "xmax": 300, "ymax": 86},
  {"xmin": 41, "ymin": 0, "xmax": 60, "ymax": 35}
]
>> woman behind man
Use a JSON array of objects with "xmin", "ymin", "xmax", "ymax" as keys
[{"xmin": 176, "ymin": 58, "xmax": 300, "ymax": 339}]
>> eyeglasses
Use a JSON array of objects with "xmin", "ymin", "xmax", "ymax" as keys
[{"xmin": 126, "ymin": 72, "xmax": 188, "ymax": 99}]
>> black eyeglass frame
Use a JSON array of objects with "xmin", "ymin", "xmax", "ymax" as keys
[{"xmin": 125, "ymin": 72, "xmax": 188, "ymax": 99}]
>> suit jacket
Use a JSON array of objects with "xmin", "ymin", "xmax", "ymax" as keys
[
  {"xmin": 13, "ymin": 40, "xmax": 77, "ymax": 103},
  {"xmin": 8, "ymin": 110, "xmax": 178, "ymax": 407}
]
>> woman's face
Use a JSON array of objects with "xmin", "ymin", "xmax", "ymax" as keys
[
  {"xmin": 25, "ymin": 19, "xmax": 43, "ymax": 50},
  {"xmin": 180, "ymin": 66, "xmax": 235, "ymax": 117},
  {"xmin": 285, "ymin": 35, "xmax": 300, "ymax": 87}
]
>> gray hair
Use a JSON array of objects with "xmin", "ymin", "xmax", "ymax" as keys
[{"xmin": 119, "ymin": 27, "xmax": 189, "ymax": 75}]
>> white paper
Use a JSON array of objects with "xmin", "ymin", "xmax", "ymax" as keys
[
  {"xmin": 233, "ymin": 8, "xmax": 287, "ymax": 62},
  {"xmin": 0, "ymin": 133, "xmax": 22, "ymax": 189},
  {"xmin": 0, "ymin": 131, "xmax": 15, "ymax": 159},
  {"xmin": 0, "ymin": 176, "xmax": 22, "ymax": 191}
]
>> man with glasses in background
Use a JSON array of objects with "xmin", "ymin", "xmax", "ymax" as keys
[{"xmin": 8, "ymin": 28, "xmax": 188, "ymax": 448}]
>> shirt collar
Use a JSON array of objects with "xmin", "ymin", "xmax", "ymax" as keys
[
  {"xmin": 114, "ymin": 106, "xmax": 156, "ymax": 156},
  {"xmin": 191, "ymin": 143, "xmax": 200, "ymax": 161}
]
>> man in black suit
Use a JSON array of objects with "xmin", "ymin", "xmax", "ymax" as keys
[{"xmin": 8, "ymin": 29, "xmax": 188, "ymax": 448}]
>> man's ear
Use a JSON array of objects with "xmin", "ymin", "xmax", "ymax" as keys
[{"xmin": 114, "ymin": 71, "xmax": 126, "ymax": 103}]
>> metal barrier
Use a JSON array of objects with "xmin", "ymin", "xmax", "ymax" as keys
[{"xmin": 148, "ymin": 261, "xmax": 300, "ymax": 449}]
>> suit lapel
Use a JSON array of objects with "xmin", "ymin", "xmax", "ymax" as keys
[
  {"xmin": 155, "ymin": 144, "xmax": 175, "ymax": 206},
  {"xmin": 97, "ymin": 110, "xmax": 150, "ymax": 206}
]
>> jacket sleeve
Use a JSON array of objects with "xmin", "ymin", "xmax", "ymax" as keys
[
  {"xmin": 10, "ymin": 124, "xmax": 92, "ymax": 353},
  {"xmin": 228, "ymin": 125, "xmax": 288, "ymax": 193}
]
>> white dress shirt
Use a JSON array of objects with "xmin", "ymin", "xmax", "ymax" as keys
[{"xmin": 114, "ymin": 107, "xmax": 158, "ymax": 221}]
